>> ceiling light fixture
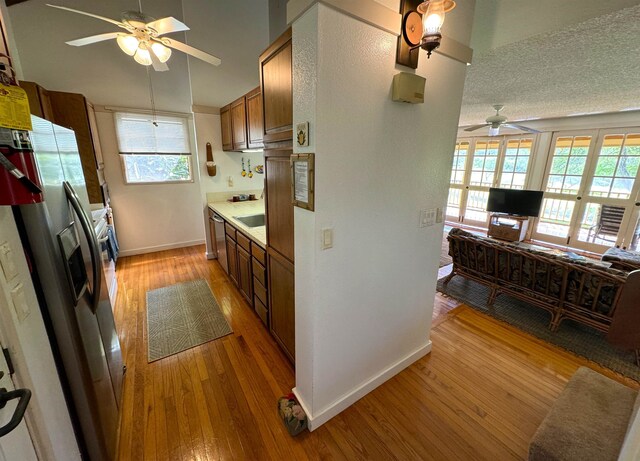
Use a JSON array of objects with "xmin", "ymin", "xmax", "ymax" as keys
[
  {"xmin": 47, "ymin": 4, "xmax": 222, "ymax": 72},
  {"xmin": 396, "ymin": 0, "xmax": 456, "ymax": 68},
  {"xmin": 116, "ymin": 34, "xmax": 139, "ymax": 56}
]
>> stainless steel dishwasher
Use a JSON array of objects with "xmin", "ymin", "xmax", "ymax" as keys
[{"xmin": 212, "ymin": 212, "xmax": 228, "ymax": 273}]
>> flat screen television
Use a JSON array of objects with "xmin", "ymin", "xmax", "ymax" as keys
[{"xmin": 487, "ymin": 188, "xmax": 544, "ymax": 217}]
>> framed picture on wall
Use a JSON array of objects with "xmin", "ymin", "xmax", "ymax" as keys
[{"xmin": 291, "ymin": 153, "xmax": 315, "ymax": 211}]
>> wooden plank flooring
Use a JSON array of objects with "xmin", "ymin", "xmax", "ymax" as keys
[{"xmin": 114, "ymin": 245, "xmax": 638, "ymax": 461}]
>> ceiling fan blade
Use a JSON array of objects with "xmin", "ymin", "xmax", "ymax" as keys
[
  {"xmin": 148, "ymin": 48, "xmax": 169, "ymax": 72},
  {"xmin": 146, "ymin": 17, "xmax": 189, "ymax": 35},
  {"xmin": 66, "ymin": 32, "xmax": 120, "ymax": 47},
  {"xmin": 47, "ymin": 4, "xmax": 126, "ymax": 28},
  {"xmin": 503, "ymin": 123, "xmax": 541, "ymax": 134},
  {"xmin": 464, "ymin": 124, "xmax": 490, "ymax": 132},
  {"xmin": 163, "ymin": 38, "xmax": 221, "ymax": 66}
]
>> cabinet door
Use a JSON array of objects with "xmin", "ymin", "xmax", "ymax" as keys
[
  {"xmin": 85, "ymin": 100, "xmax": 104, "ymax": 169},
  {"xmin": 220, "ymin": 105, "xmax": 232, "ymax": 151},
  {"xmin": 230, "ymin": 97, "xmax": 248, "ymax": 151},
  {"xmin": 237, "ymin": 245, "xmax": 253, "ymax": 304},
  {"xmin": 209, "ymin": 218, "xmax": 217, "ymax": 259},
  {"xmin": 260, "ymin": 29, "xmax": 292, "ymax": 143},
  {"xmin": 246, "ymin": 87, "xmax": 263, "ymax": 149},
  {"xmin": 269, "ymin": 250, "xmax": 295, "ymax": 362},
  {"xmin": 226, "ymin": 236, "xmax": 238, "ymax": 286},
  {"xmin": 265, "ymin": 149, "xmax": 294, "ymax": 262},
  {"xmin": 49, "ymin": 91, "xmax": 104, "ymax": 204}
]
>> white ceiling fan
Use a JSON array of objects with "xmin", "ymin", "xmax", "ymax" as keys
[
  {"xmin": 47, "ymin": 4, "xmax": 222, "ymax": 72},
  {"xmin": 464, "ymin": 105, "xmax": 540, "ymax": 136}
]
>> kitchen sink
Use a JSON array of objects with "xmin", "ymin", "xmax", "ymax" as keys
[{"xmin": 234, "ymin": 213, "xmax": 265, "ymax": 228}]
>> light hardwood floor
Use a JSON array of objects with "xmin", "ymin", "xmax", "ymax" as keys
[{"xmin": 113, "ymin": 244, "xmax": 637, "ymax": 461}]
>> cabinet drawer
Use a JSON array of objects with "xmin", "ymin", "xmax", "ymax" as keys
[
  {"xmin": 253, "ymin": 277, "xmax": 268, "ymax": 306},
  {"xmin": 252, "ymin": 258, "xmax": 266, "ymax": 287},
  {"xmin": 225, "ymin": 223, "xmax": 236, "ymax": 240},
  {"xmin": 237, "ymin": 232, "xmax": 251, "ymax": 252},
  {"xmin": 254, "ymin": 295, "xmax": 268, "ymax": 327},
  {"xmin": 251, "ymin": 244, "xmax": 266, "ymax": 265}
]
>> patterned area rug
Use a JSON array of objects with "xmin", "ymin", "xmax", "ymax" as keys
[
  {"xmin": 147, "ymin": 279, "xmax": 232, "ymax": 362},
  {"xmin": 437, "ymin": 274, "xmax": 640, "ymax": 381}
]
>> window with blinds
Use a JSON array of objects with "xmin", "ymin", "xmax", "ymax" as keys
[{"xmin": 115, "ymin": 112, "xmax": 193, "ymax": 184}]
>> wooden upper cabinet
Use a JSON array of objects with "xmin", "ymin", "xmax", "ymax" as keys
[
  {"xmin": 20, "ymin": 81, "xmax": 54, "ymax": 121},
  {"xmin": 246, "ymin": 87, "xmax": 263, "ymax": 149},
  {"xmin": 220, "ymin": 105, "xmax": 233, "ymax": 151},
  {"xmin": 260, "ymin": 28, "xmax": 292, "ymax": 144},
  {"xmin": 48, "ymin": 91, "xmax": 105, "ymax": 204},
  {"xmin": 230, "ymin": 96, "xmax": 248, "ymax": 151}
]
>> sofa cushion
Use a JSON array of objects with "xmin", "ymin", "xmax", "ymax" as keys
[{"xmin": 529, "ymin": 367, "xmax": 637, "ymax": 461}]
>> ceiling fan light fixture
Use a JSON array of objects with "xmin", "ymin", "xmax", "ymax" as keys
[
  {"xmin": 116, "ymin": 34, "xmax": 139, "ymax": 56},
  {"xmin": 134, "ymin": 47, "xmax": 152, "ymax": 66},
  {"xmin": 151, "ymin": 42, "xmax": 171, "ymax": 63},
  {"xmin": 489, "ymin": 126, "xmax": 500, "ymax": 136}
]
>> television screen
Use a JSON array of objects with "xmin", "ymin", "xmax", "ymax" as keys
[{"xmin": 486, "ymin": 188, "xmax": 544, "ymax": 217}]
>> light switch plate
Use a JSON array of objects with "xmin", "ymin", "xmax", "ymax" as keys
[
  {"xmin": 436, "ymin": 207, "xmax": 443, "ymax": 223},
  {"xmin": 0, "ymin": 241, "xmax": 18, "ymax": 282},
  {"xmin": 321, "ymin": 228, "xmax": 333, "ymax": 250},
  {"xmin": 426, "ymin": 209, "xmax": 436, "ymax": 227},
  {"xmin": 11, "ymin": 283, "xmax": 30, "ymax": 323}
]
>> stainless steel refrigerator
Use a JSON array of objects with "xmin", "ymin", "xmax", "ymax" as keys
[{"xmin": 15, "ymin": 116, "xmax": 123, "ymax": 460}]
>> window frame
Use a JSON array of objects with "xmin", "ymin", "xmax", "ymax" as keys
[{"xmin": 114, "ymin": 111, "xmax": 194, "ymax": 185}]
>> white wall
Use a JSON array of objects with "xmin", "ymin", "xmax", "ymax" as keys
[
  {"xmin": 293, "ymin": 1, "xmax": 474, "ymax": 429},
  {"xmin": 0, "ymin": 207, "xmax": 80, "ymax": 460},
  {"xmin": 192, "ymin": 110, "xmax": 265, "ymax": 256},
  {"xmin": 96, "ymin": 110, "xmax": 205, "ymax": 256}
]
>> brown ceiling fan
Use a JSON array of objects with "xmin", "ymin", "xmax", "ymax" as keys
[{"xmin": 47, "ymin": 4, "xmax": 222, "ymax": 72}]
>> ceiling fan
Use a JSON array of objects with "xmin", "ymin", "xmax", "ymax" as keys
[
  {"xmin": 464, "ymin": 105, "xmax": 540, "ymax": 136},
  {"xmin": 47, "ymin": 4, "xmax": 222, "ymax": 72}
]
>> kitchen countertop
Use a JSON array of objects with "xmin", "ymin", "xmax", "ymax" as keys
[{"xmin": 208, "ymin": 199, "xmax": 267, "ymax": 248}]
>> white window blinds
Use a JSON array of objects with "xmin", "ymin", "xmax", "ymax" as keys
[{"xmin": 115, "ymin": 112, "xmax": 191, "ymax": 155}]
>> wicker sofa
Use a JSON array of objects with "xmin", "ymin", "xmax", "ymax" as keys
[{"xmin": 444, "ymin": 228, "xmax": 640, "ymax": 351}]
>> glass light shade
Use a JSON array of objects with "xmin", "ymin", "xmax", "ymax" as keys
[
  {"xmin": 116, "ymin": 34, "xmax": 139, "ymax": 56},
  {"xmin": 134, "ymin": 47, "xmax": 152, "ymax": 66},
  {"xmin": 151, "ymin": 42, "xmax": 172, "ymax": 63},
  {"xmin": 422, "ymin": 1, "xmax": 446, "ymax": 36},
  {"xmin": 489, "ymin": 126, "xmax": 500, "ymax": 136}
]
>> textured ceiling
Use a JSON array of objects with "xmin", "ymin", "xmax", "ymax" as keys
[{"xmin": 460, "ymin": 4, "xmax": 640, "ymax": 127}]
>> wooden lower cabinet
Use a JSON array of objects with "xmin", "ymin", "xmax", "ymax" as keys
[
  {"xmin": 237, "ymin": 245, "xmax": 253, "ymax": 304},
  {"xmin": 268, "ymin": 250, "xmax": 295, "ymax": 362},
  {"xmin": 226, "ymin": 236, "xmax": 238, "ymax": 286}
]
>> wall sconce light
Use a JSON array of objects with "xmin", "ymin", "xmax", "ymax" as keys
[{"xmin": 396, "ymin": 0, "xmax": 456, "ymax": 68}]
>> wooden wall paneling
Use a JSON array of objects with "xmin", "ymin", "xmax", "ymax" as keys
[
  {"xmin": 230, "ymin": 97, "xmax": 248, "ymax": 151},
  {"xmin": 220, "ymin": 105, "xmax": 232, "ymax": 151},
  {"xmin": 268, "ymin": 249, "xmax": 295, "ymax": 362},
  {"xmin": 246, "ymin": 87, "xmax": 264, "ymax": 149},
  {"xmin": 48, "ymin": 91, "xmax": 103, "ymax": 204},
  {"xmin": 259, "ymin": 28, "xmax": 293, "ymax": 143}
]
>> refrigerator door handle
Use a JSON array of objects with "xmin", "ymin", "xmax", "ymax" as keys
[{"xmin": 63, "ymin": 181, "xmax": 102, "ymax": 314}]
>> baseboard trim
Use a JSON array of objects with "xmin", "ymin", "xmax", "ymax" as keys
[
  {"xmin": 119, "ymin": 240, "xmax": 205, "ymax": 257},
  {"xmin": 205, "ymin": 251, "xmax": 217, "ymax": 260},
  {"xmin": 293, "ymin": 340, "xmax": 431, "ymax": 431}
]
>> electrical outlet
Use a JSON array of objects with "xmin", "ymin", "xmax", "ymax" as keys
[
  {"xmin": 321, "ymin": 228, "xmax": 333, "ymax": 250},
  {"xmin": 227, "ymin": 176, "xmax": 234, "ymax": 187},
  {"xmin": 11, "ymin": 283, "xmax": 30, "ymax": 323}
]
